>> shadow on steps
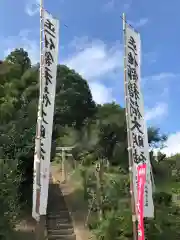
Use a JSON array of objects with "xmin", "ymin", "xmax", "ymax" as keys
[{"xmin": 47, "ymin": 183, "xmax": 76, "ymax": 240}]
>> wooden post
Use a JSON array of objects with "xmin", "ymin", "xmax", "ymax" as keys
[
  {"xmin": 123, "ymin": 13, "xmax": 137, "ymax": 240},
  {"xmin": 99, "ymin": 159, "xmax": 104, "ymax": 218},
  {"xmin": 61, "ymin": 149, "xmax": 66, "ymax": 182},
  {"xmin": 95, "ymin": 162, "xmax": 103, "ymax": 221}
]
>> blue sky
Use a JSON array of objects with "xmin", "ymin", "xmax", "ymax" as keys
[{"xmin": 0, "ymin": 0, "xmax": 180, "ymax": 155}]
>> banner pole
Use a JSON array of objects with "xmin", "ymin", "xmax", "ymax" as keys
[
  {"xmin": 37, "ymin": 0, "xmax": 44, "ymax": 217},
  {"xmin": 122, "ymin": 12, "xmax": 137, "ymax": 240},
  {"xmin": 35, "ymin": 0, "xmax": 45, "ymax": 239}
]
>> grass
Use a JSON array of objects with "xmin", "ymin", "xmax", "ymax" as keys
[{"xmin": 52, "ymin": 158, "xmax": 180, "ymax": 239}]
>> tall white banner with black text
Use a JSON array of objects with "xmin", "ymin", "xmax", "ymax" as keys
[
  {"xmin": 124, "ymin": 23, "xmax": 154, "ymax": 218},
  {"xmin": 39, "ymin": 10, "xmax": 59, "ymax": 215}
]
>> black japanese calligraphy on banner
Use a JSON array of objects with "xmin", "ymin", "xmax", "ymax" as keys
[
  {"xmin": 44, "ymin": 18, "xmax": 56, "ymax": 37},
  {"xmin": 132, "ymin": 132, "xmax": 144, "ymax": 148},
  {"xmin": 44, "ymin": 66, "xmax": 52, "ymax": 85},
  {"xmin": 133, "ymin": 148, "xmax": 146, "ymax": 164},
  {"xmin": 36, "ymin": 10, "xmax": 59, "ymax": 216},
  {"xmin": 45, "ymin": 35, "xmax": 55, "ymax": 51},
  {"xmin": 128, "ymin": 82, "xmax": 139, "ymax": 100},
  {"xmin": 144, "ymin": 185, "xmax": 148, "ymax": 207},
  {"xmin": 125, "ymin": 24, "xmax": 154, "ymax": 218},
  {"xmin": 45, "ymin": 51, "xmax": 54, "ymax": 66},
  {"xmin": 41, "ymin": 124, "xmax": 46, "ymax": 138},
  {"xmin": 42, "ymin": 107, "xmax": 48, "ymax": 125},
  {"xmin": 128, "ymin": 36, "xmax": 137, "ymax": 56},
  {"xmin": 127, "ymin": 65, "xmax": 138, "ymax": 81},
  {"xmin": 129, "ymin": 98, "xmax": 142, "ymax": 119},
  {"xmin": 44, "ymin": 17, "xmax": 56, "ymax": 65},
  {"xmin": 40, "ymin": 142, "xmax": 46, "ymax": 160},
  {"xmin": 128, "ymin": 52, "xmax": 138, "ymax": 67},
  {"xmin": 125, "ymin": 26, "xmax": 146, "ymax": 165}
]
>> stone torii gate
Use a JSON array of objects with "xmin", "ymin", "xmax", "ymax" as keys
[{"xmin": 56, "ymin": 146, "xmax": 75, "ymax": 183}]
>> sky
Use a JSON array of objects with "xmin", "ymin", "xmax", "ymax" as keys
[{"xmin": 0, "ymin": 0, "xmax": 180, "ymax": 156}]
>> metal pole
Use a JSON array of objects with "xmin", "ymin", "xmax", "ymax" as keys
[{"xmin": 122, "ymin": 13, "xmax": 137, "ymax": 240}]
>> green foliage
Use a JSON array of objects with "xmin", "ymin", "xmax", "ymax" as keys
[
  {"xmin": 5, "ymin": 48, "xmax": 31, "ymax": 74},
  {"xmin": 55, "ymin": 65, "xmax": 96, "ymax": 129},
  {"xmin": 93, "ymin": 209, "xmax": 132, "ymax": 240},
  {"xmin": 0, "ymin": 47, "xmax": 179, "ymax": 240},
  {"xmin": 86, "ymin": 103, "xmax": 128, "ymax": 167},
  {"xmin": 0, "ymin": 48, "xmax": 96, "ymax": 238},
  {"xmin": 145, "ymin": 205, "xmax": 180, "ymax": 239},
  {"xmin": 0, "ymin": 159, "xmax": 21, "ymax": 239},
  {"xmin": 154, "ymin": 192, "xmax": 172, "ymax": 206},
  {"xmin": 148, "ymin": 127, "xmax": 167, "ymax": 149}
]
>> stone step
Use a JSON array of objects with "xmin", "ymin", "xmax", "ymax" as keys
[
  {"xmin": 48, "ymin": 210, "xmax": 70, "ymax": 214},
  {"xmin": 48, "ymin": 234, "xmax": 76, "ymax": 240},
  {"xmin": 47, "ymin": 219, "xmax": 72, "ymax": 229},
  {"xmin": 48, "ymin": 200, "xmax": 68, "ymax": 204},
  {"xmin": 47, "ymin": 218, "xmax": 70, "ymax": 223},
  {"xmin": 47, "ymin": 205, "xmax": 68, "ymax": 211},
  {"xmin": 47, "ymin": 209, "xmax": 70, "ymax": 217},
  {"xmin": 48, "ymin": 200, "xmax": 67, "ymax": 204},
  {"xmin": 46, "ymin": 222, "xmax": 73, "ymax": 230},
  {"xmin": 47, "ymin": 181, "xmax": 76, "ymax": 240},
  {"xmin": 47, "ymin": 208, "xmax": 69, "ymax": 213},
  {"xmin": 47, "ymin": 214, "xmax": 71, "ymax": 221},
  {"xmin": 48, "ymin": 228, "xmax": 74, "ymax": 235}
]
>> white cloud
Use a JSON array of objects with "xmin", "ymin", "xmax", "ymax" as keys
[
  {"xmin": 142, "ymin": 72, "xmax": 179, "ymax": 89},
  {"xmin": 62, "ymin": 37, "xmax": 123, "ymax": 104},
  {"xmin": 25, "ymin": 0, "xmax": 40, "ymax": 16},
  {"xmin": 103, "ymin": 0, "xmax": 131, "ymax": 12},
  {"xmin": 89, "ymin": 82, "xmax": 114, "ymax": 104},
  {"xmin": 129, "ymin": 18, "xmax": 149, "ymax": 28},
  {"xmin": 144, "ymin": 72, "xmax": 178, "ymax": 82},
  {"xmin": 2, "ymin": 30, "xmax": 39, "ymax": 64},
  {"xmin": 161, "ymin": 132, "xmax": 180, "ymax": 157},
  {"xmin": 63, "ymin": 38, "xmax": 123, "ymax": 81},
  {"xmin": 68, "ymin": 36, "xmax": 90, "ymax": 51},
  {"xmin": 145, "ymin": 103, "xmax": 168, "ymax": 121}
]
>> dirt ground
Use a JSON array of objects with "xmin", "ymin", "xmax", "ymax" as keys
[{"xmin": 14, "ymin": 215, "xmax": 36, "ymax": 240}]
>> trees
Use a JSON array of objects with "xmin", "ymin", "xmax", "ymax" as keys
[
  {"xmin": 5, "ymin": 48, "xmax": 31, "ymax": 74},
  {"xmin": 0, "ymin": 48, "xmax": 96, "ymax": 191},
  {"xmin": 0, "ymin": 47, "xmax": 179, "ymax": 240},
  {"xmin": 0, "ymin": 159, "xmax": 21, "ymax": 239},
  {"xmin": 0, "ymin": 48, "xmax": 97, "ymax": 239},
  {"xmin": 54, "ymin": 65, "xmax": 96, "ymax": 130},
  {"xmin": 148, "ymin": 127, "xmax": 167, "ymax": 149}
]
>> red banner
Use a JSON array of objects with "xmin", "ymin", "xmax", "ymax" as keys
[{"xmin": 137, "ymin": 164, "xmax": 146, "ymax": 240}]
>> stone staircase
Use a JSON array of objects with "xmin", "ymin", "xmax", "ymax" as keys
[{"xmin": 46, "ymin": 183, "xmax": 76, "ymax": 240}]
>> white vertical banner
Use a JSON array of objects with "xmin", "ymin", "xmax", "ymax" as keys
[
  {"xmin": 39, "ymin": 10, "xmax": 59, "ymax": 215},
  {"xmin": 143, "ymin": 120, "xmax": 154, "ymax": 217},
  {"xmin": 124, "ymin": 23, "xmax": 154, "ymax": 218},
  {"xmin": 32, "ymin": 4, "xmax": 45, "ymax": 219},
  {"xmin": 32, "ymin": 147, "xmax": 41, "ymax": 221}
]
